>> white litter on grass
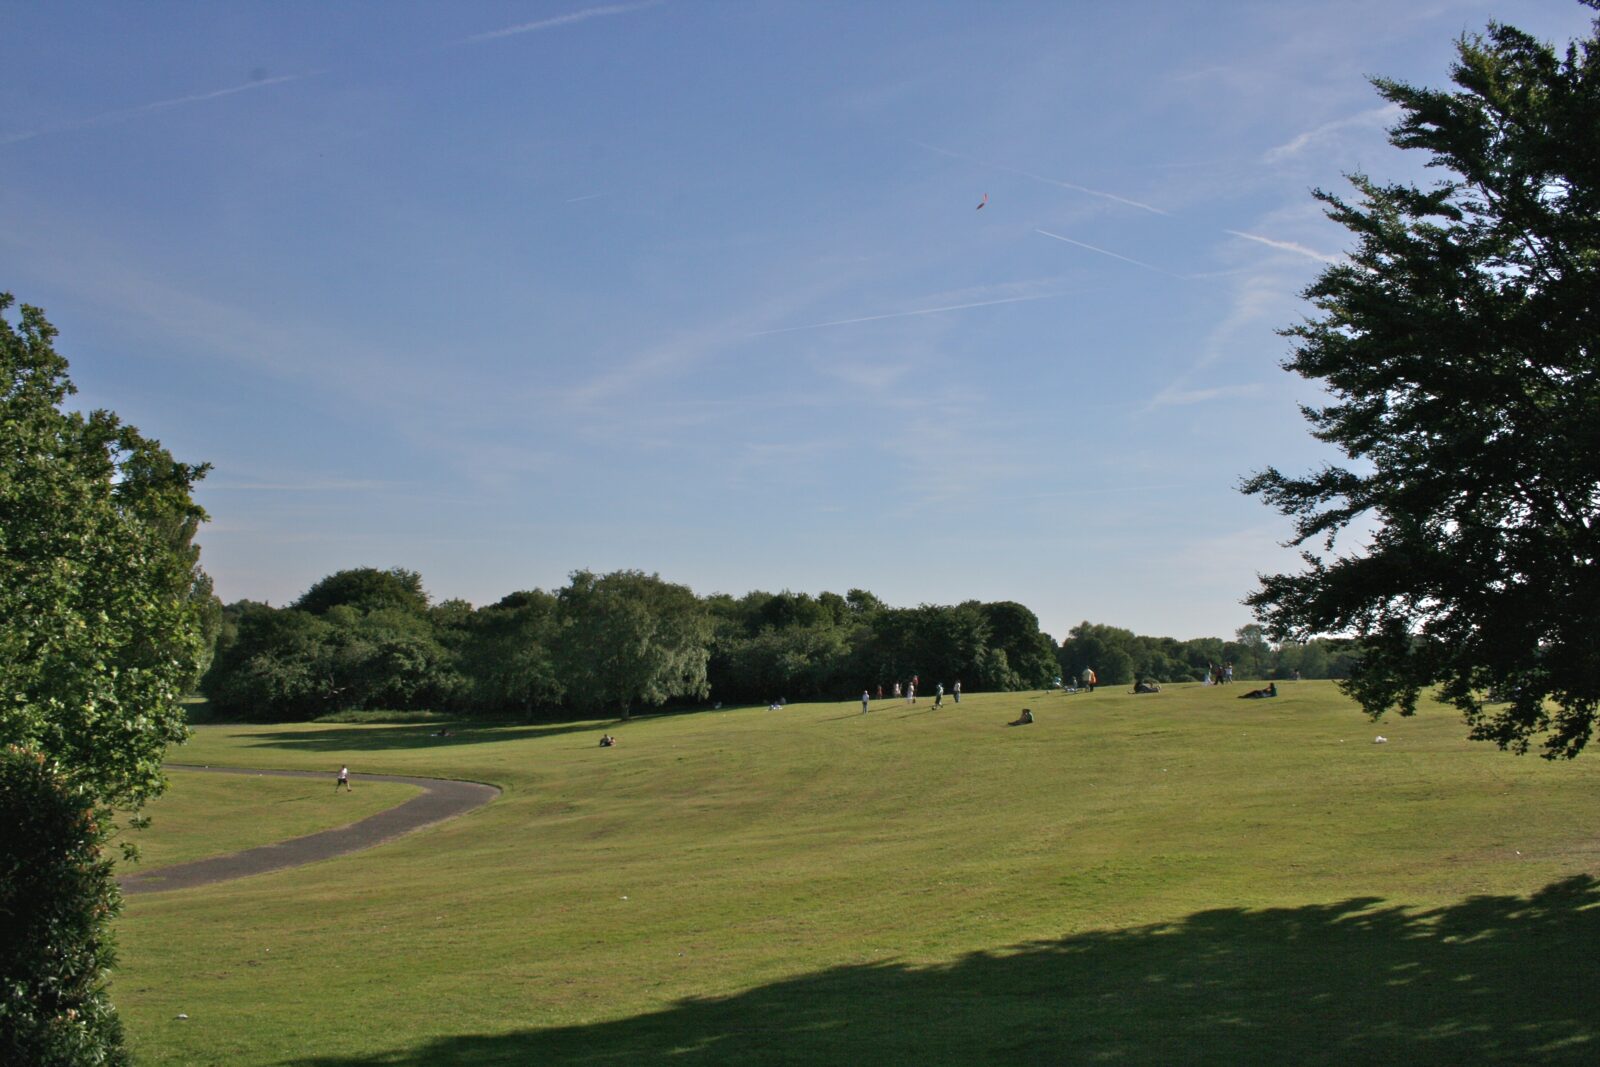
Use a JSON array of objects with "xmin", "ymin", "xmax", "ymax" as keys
[
  {"xmin": 1374, "ymin": 736, "xmax": 1388, "ymax": 744},
  {"xmin": 621, "ymin": 895, "xmax": 628, "ymax": 900},
  {"xmin": 175, "ymin": 1014, "xmax": 188, "ymax": 1021}
]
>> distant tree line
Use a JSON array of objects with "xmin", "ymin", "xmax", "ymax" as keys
[
  {"xmin": 1057, "ymin": 621, "xmax": 1357, "ymax": 688},
  {"xmin": 201, "ymin": 567, "xmax": 1355, "ymax": 721}
]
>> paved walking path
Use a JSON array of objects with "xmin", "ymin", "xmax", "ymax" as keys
[{"xmin": 119, "ymin": 765, "xmax": 500, "ymax": 896}]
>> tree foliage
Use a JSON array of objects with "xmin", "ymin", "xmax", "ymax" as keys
[
  {"xmin": 0, "ymin": 293, "xmax": 208, "ymax": 810},
  {"xmin": 1244, "ymin": 9, "xmax": 1600, "ymax": 756},
  {"xmin": 456, "ymin": 591, "xmax": 564, "ymax": 714},
  {"xmin": 1, "ymin": 295, "xmax": 210, "ymax": 1065},
  {"xmin": 204, "ymin": 597, "xmax": 462, "ymax": 721},
  {"xmin": 294, "ymin": 566, "xmax": 429, "ymax": 617},
  {"xmin": 204, "ymin": 571, "xmax": 1365, "ymax": 718},
  {"xmin": 556, "ymin": 570, "xmax": 712, "ymax": 719}
]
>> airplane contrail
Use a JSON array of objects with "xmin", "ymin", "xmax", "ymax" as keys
[
  {"xmin": 1, "ymin": 72, "xmax": 315, "ymax": 146},
  {"xmin": 457, "ymin": 1, "xmax": 665, "ymax": 44},
  {"xmin": 749, "ymin": 292, "xmax": 1060, "ymax": 336},
  {"xmin": 1035, "ymin": 229, "xmax": 1184, "ymax": 278},
  {"xmin": 911, "ymin": 140, "xmax": 1168, "ymax": 216},
  {"xmin": 3, "ymin": 4, "xmax": 663, "ymax": 148},
  {"xmin": 1225, "ymin": 230, "xmax": 1342, "ymax": 264}
]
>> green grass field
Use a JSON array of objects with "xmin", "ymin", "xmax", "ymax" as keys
[{"xmin": 115, "ymin": 683, "xmax": 1600, "ymax": 1064}]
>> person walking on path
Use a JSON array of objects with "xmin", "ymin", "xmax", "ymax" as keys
[
  {"xmin": 336, "ymin": 765, "xmax": 351, "ymax": 792},
  {"xmin": 862, "ymin": 689, "xmax": 871, "ymax": 714}
]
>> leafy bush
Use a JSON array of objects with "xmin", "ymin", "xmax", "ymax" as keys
[{"xmin": 0, "ymin": 747, "xmax": 129, "ymax": 1066}]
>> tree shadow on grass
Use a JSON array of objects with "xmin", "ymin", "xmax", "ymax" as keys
[
  {"xmin": 285, "ymin": 875, "xmax": 1599, "ymax": 1065},
  {"xmin": 231, "ymin": 720, "xmax": 607, "ymax": 754}
]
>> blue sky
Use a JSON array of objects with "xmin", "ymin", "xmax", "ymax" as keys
[{"xmin": 3, "ymin": 1, "xmax": 1591, "ymax": 640}]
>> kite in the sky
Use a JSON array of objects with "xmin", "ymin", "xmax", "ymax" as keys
[{"xmin": 976, "ymin": 193, "xmax": 988, "ymax": 210}]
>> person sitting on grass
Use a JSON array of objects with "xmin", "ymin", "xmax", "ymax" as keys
[
  {"xmin": 1132, "ymin": 680, "xmax": 1161, "ymax": 694},
  {"xmin": 1008, "ymin": 708, "xmax": 1035, "ymax": 726},
  {"xmin": 1240, "ymin": 683, "xmax": 1278, "ymax": 699},
  {"xmin": 599, "ymin": 733, "xmax": 617, "ymax": 747}
]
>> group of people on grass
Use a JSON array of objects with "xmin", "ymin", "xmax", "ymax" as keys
[{"xmin": 863, "ymin": 678, "xmax": 961, "ymax": 713}]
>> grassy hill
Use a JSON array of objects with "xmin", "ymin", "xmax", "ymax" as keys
[{"xmin": 115, "ymin": 682, "xmax": 1600, "ymax": 1064}]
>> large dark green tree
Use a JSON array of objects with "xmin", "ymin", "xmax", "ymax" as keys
[
  {"xmin": 1244, "ymin": 8, "xmax": 1600, "ymax": 756},
  {"xmin": 978, "ymin": 601, "xmax": 1060, "ymax": 689},
  {"xmin": 458, "ymin": 590, "xmax": 565, "ymax": 714},
  {"xmin": 1, "ymin": 294, "xmax": 211, "ymax": 1062},
  {"xmin": 295, "ymin": 566, "xmax": 429, "ymax": 617},
  {"xmin": 556, "ymin": 570, "xmax": 712, "ymax": 719}
]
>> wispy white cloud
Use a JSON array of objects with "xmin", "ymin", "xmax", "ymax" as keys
[
  {"xmin": 1148, "ymin": 383, "xmax": 1265, "ymax": 408},
  {"xmin": 1144, "ymin": 243, "xmax": 1311, "ymax": 412},
  {"xmin": 1169, "ymin": 521, "xmax": 1305, "ymax": 590},
  {"xmin": 721, "ymin": 438, "xmax": 842, "ymax": 488},
  {"xmin": 561, "ymin": 273, "xmax": 1063, "ymax": 408},
  {"xmin": 1225, "ymin": 229, "xmax": 1342, "ymax": 264},
  {"xmin": 0, "ymin": 203, "xmax": 464, "ymax": 417},
  {"xmin": 815, "ymin": 357, "xmax": 915, "ymax": 393},
  {"xmin": 1263, "ymin": 103, "xmax": 1398, "ymax": 163},
  {"xmin": 911, "ymin": 140, "xmax": 1168, "ymax": 216},
  {"xmin": 1196, "ymin": 269, "xmax": 1299, "ymax": 370},
  {"xmin": 455, "ymin": 1, "xmax": 665, "ymax": 44},
  {"xmin": 560, "ymin": 326, "xmax": 744, "ymax": 408},
  {"xmin": 1034, "ymin": 230, "xmax": 1184, "ymax": 279},
  {"xmin": 881, "ymin": 402, "xmax": 1029, "ymax": 508},
  {"xmin": 558, "ymin": 278, "xmax": 837, "ymax": 406},
  {"xmin": 202, "ymin": 479, "xmax": 392, "ymax": 492}
]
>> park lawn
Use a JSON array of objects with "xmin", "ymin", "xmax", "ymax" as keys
[
  {"xmin": 115, "ymin": 683, "xmax": 1600, "ymax": 1065},
  {"xmin": 126, "ymin": 769, "xmax": 421, "ymax": 871}
]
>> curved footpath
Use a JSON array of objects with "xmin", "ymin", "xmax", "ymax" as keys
[{"xmin": 119, "ymin": 765, "xmax": 500, "ymax": 896}]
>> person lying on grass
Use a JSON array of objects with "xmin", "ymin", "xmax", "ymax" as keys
[
  {"xmin": 1132, "ymin": 680, "xmax": 1161, "ymax": 694},
  {"xmin": 1240, "ymin": 683, "xmax": 1278, "ymax": 699}
]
